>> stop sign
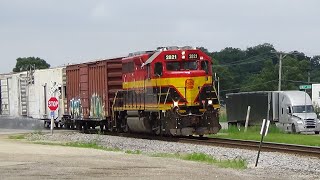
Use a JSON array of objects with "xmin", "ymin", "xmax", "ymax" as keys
[{"xmin": 48, "ymin": 97, "xmax": 59, "ymax": 111}]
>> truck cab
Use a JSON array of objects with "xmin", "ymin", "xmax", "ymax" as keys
[{"xmin": 276, "ymin": 91, "xmax": 320, "ymax": 134}]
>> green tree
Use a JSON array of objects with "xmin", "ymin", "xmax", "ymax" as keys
[
  {"xmin": 13, "ymin": 57, "xmax": 50, "ymax": 72},
  {"xmin": 310, "ymin": 56, "xmax": 320, "ymax": 83},
  {"xmin": 240, "ymin": 60, "xmax": 278, "ymax": 91},
  {"xmin": 281, "ymin": 56, "xmax": 310, "ymax": 89}
]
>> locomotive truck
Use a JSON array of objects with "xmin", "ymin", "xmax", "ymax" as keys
[{"xmin": 64, "ymin": 46, "xmax": 221, "ymax": 136}]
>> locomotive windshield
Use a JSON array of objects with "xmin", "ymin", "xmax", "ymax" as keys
[
  {"xmin": 166, "ymin": 61, "xmax": 198, "ymax": 71},
  {"xmin": 182, "ymin": 61, "xmax": 197, "ymax": 70}
]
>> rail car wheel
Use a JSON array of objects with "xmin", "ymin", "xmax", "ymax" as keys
[
  {"xmin": 154, "ymin": 126, "xmax": 161, "ymax": 135},
  {"xmin": 99, "ymin": 124, "xmax": 104, "ymax": 133},
  {"xmin": 76, "ymin": 121, "xmax": 83, "ymax": 131},
  {"xmin": 315, "ymin": 131, "xmax": 319, "ymax": 134},
  {"xmin": 123, "ymin": 124, "xmax": 129, "ymax": 133}
]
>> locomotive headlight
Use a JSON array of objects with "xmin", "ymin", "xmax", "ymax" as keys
[{"xmin": 208, "ymin": 100, "xmax": 213, "ymax": 105}]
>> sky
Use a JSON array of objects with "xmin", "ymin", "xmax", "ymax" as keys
[{"xmin": 1, "ymin": 0, "xmax": 320, "ymax": 73}]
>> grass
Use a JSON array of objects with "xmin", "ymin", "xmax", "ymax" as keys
[
  {"xmin": 219, "ymin": 107, "xmax": 227, "ymax": 122},
  {"xmin": 125, "ymin": 150, "xmax": 142, "ymax": 154},
  {"xmin": 30, "ymin": 140, "xmax": 247, "ymax": 169},
  {"xmin": 152, "ymin": 152, "xmax": 247, "ymax": 169},
  {"xmin": 8, "ymin": 134, "xmax": 25, "ymax": 139},
  {"xmin": 212, "ymin": 125, "xmax": 320, "ymax": 147},
  {"xmin": 32, "ymin": 129, "xmax": 44, "ymax": 135}
]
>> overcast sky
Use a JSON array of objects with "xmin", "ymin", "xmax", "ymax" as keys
[{"xmin": 1, "ymin": 0, "xmax": 320, "ymax": 73}]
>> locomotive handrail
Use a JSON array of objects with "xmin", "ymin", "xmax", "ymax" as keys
[
  {"xmin": 164, "ymin": 87, "xmax": 171, "ymax": 105},
  {"xmin": 112, "ymin": 90, "xmax": 119, "ymax": 119}
]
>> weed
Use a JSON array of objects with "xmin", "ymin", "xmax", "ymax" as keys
[
  {"xmin": 151, "ymin": 152, "xmax": 247, "ymax": 169},
  {"xmin": 150, "ymin": 153, "xmax": 179, "ymax": 158},
  {"xmin": 219, "ymin": 108, "xmax": 227, "ymax": 122},
  {"xmin": 8, "ymin": 134, "xmax": 25, "ymax": 139},
  {"xmin": 125, "ymin": 150, "xmax": 142, "ymax": 154},
  {"xmin": 32, "ymin": 129, "xmax": 44, "ymax": 135}
]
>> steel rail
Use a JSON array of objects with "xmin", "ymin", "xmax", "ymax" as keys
[
  {"xmin": 175, "ymin": 137, "xmax": 320, "ymax": 157},
  {"xmin": 84, "ymin": 130, "xmax": 320, "ymax": 157}
]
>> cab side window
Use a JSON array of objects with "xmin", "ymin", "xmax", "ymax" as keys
[
  {"xmin": 154, "ymin": 62, "xmax": 163, "ymax": 76},
  {"xmin": 201, "ymin": 61, "xmax": 209, "ymax": 74}
]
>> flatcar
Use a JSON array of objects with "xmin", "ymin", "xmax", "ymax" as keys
[{"xmin": 64, "ymin": 46, "xmax": 221, "ymax": 136}]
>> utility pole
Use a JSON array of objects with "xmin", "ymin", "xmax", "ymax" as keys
[{"xmin": 276, "ymin": 52, "xmax": 287, "ymax": 91}]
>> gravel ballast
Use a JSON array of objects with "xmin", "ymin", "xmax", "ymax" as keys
[{"xmin": 27, "ymin": 132, "xmax": 320, "ymax": 178}]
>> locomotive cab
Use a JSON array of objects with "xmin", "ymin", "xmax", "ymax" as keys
[{"xmin": 113, "ymin": 46, "xmax": 221, "ymax": 136}]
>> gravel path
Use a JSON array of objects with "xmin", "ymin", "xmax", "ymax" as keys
[{"xmin": 28, "ymin": 132, "xmax": 320, "ymax": 179}]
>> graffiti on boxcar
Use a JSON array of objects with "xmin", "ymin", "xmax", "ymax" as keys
[
  {"xmin": 90, "ymin": 93, "xmax": 105, "ymax": 118},
  {"xmin": 70, "ymin": 98, "xmax": 82, "ymax": 119}
]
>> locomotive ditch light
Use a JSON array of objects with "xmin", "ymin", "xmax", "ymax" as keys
[{"xmin": 173, "ymin": 100, "xmax": 179, "ymax": 107}]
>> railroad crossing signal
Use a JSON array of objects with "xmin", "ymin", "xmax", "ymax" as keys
[
  {"xmin": 48, "ymin": 97, "xmax": 59, "ymax": 111},
  {"xmin": 299, "ymin": 85, "xmax": 311, "ymax": 90}
]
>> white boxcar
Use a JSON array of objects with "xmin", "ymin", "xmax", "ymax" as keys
[
  {"xmin": 0, "ymin": 67, "xmax": 66, "ymax": 119},
  {"xmin": 0, "ymin": 73, "xmax": 13, "ymax": 116},
  {"xmin": 27, "ymin": 67, "xmax": 67, "ymax": 119},
  {"xmin": 0, "ymin": 72, "xmax": 28, "ymax": 117}
]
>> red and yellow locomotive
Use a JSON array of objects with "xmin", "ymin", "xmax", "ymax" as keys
[{"xmin": 112, "ymin": 46, "xmax": 221, "ymax": 136}]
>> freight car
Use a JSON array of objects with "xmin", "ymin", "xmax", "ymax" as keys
[
  {"xmin": 0, "ymin": 67, "xmax": 66, "ymax": 120},
  {"xmin": 62, "ymin": 46, "xmax": 221, "ymax": 136}
]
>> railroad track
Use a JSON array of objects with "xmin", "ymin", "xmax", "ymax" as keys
[
  {"xmin": 175, "ymin": 137, "xmax": 320, "ymax": 158},
  {"xmin": 84, "ymin": 129, "xmax": 320, "ymax": 157}
]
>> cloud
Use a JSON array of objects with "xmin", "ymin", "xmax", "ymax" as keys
[{"xmin": 91, "ymin": 1, "xmax": 110, "ymax": 18}]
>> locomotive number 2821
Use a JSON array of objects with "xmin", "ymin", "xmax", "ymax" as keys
[
  {"xmin": 165, "ymin": 54, "xmax": 177, "ymax": 60},
  {"xmin": 188, "ymin": 53, "xmax": 198, "ymax": 59}
]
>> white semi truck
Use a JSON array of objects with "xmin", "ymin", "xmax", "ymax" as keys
[{"xmin": 226, "ymin": 91, "xmax": 320, "ymax": 134}]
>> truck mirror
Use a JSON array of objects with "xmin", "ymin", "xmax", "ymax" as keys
[{"xmin": 286, "ymin": 107, "xmax": 292, "ymax": 114}]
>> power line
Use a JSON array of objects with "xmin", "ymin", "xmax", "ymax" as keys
[
  {"xmin": 214, "ymin": 57, "xmax": 271, "ymax": 67},
  {"xmin": 220, "ymin": 80, "xmax": 278, "ymax": 93},
  {"xmin": 215, "ymin": 52, "xmax": 271, "ymax": 66},
  {"xmin": 285, "ymin": 80, "xmax": 320, "ymax": 84}
]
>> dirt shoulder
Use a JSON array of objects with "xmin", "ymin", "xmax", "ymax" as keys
[{"xmin": 0, "ymin": 132, "xmax": 316, "ymax": 180}]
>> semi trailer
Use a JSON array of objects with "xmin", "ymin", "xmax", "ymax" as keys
[{"xmin": 226, "ymin": 91, "xmax": 320, "ymax": 134}]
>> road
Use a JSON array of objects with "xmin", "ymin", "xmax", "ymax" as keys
[{"xmin": 0, "ymin": 131, "xmax": 293, "ymax": 180}]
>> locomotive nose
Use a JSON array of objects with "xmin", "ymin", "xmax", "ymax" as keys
[
  {"xmin": 185, "ymin": 79, "xmax": 194, "ymax": 89},
  {"xmin": 185, "ymin": 78, "xmax": 197, "ymax": 106}
]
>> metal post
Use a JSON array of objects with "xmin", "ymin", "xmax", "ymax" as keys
[
  {"xmin": 255, "ymin": 94, "xmax": 271, "ymax": 167},
  {"xmin": 255, "ymin": 119, "xmax": 267, "ymax": 167},
  {"xmin": 44, "ymin": 84, "xmax": 47, "ymax": 116},
  {"xmin": 244, "ymin": 106, "xmax": 251, "ymax": 132},
  {"xmin": 305, "ymin": 89, "xmax": 307, "ymax": 119},
  {"xmin": 278, "ymin": 54, "xmax": 282, "ymax": 91},
  {"xmin": 217, "ymin": 76, "xmax": 220, "ymax": 102},
  {"xmin": 50, "ymin": 111, "xmax": 54, "ymax": 135}
]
